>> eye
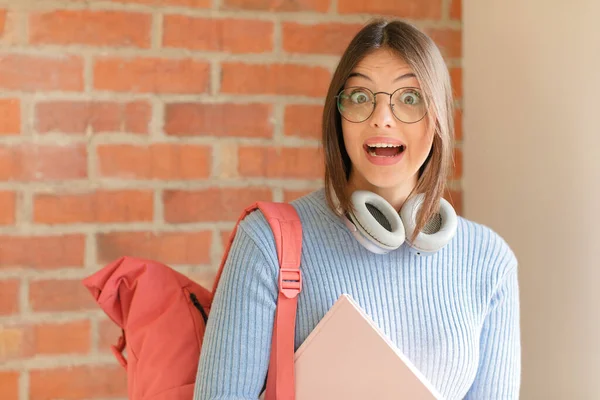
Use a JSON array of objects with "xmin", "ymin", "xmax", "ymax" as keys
[
  {"xmin": 398, "ymin": 89, "xmax": 422, "ymax": 106},
  {"xmin": 349, "ymin": 90, "xmax": 371, "ymax": 104}
]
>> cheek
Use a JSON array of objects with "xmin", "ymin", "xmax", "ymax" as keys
[
  {"xmin": 406, "ymin": 122, "xmax": 435, "ymax": 159},
  {"xmin": 341, "ymin": 121, "xmax": 361, "ymax": 156}
]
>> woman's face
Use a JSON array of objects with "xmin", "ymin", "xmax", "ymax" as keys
[{"xmin": 340, "ymin": 48, "xmax": 435, "ymax": 196}]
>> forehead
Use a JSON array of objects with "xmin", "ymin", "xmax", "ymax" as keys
[{"xmin": 347, "ymin": 49, "xmax": 419, "ymax": 87}]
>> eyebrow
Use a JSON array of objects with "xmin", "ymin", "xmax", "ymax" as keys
[{"xmin": 347, "ymin": 72, "xmax": 417, "ymax": 82}]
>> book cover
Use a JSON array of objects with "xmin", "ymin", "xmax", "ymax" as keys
[{"xmin": 260, "ymin": 293, "xmax": 444, "ymax": 399}]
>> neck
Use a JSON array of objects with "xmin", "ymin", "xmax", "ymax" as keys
[{"xmin": 346, "ymin": 171, "xmax": 417, "ymax": 212}]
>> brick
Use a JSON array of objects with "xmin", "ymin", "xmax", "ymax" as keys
[
  {"xmin": 0, "ymin": 371, "xmax": 19, "ymax": 400},
  {"xmin": 29, "ymin": 279, "xmax": 97, "ymax": 312},
  {"xmin": 284, "ymin": 104, "xmax": 323, "ymax": 139},
  {"xmin": 0, "ymin": 325, "xmax": 33, "ymax": 362},
  {"xmin": 0, "ymin": 234, "xmax": 85, "ymax": 269},
  {"xmin": 0, "ymin": 144, "xmax": 87, "ymax": 182},
  {"xmin": 94, "ymin": 57, "xmax": 210, "ymax": 94},
  {"xmin": 283, "ymin": 188, "xmax": 315, "ymax": 202},
  {"xmin": 34, "ymin": 320, "xmax": 90, "ymax": 355},
  {"xmin": 0, "ymin": 54, "xmax": 83, "ymax": 91},
  {"xmin": 0, "ymin": 321, "xmax": 87, "ymax": 360},
  {"xmin": 99, "ymin": 318, "xmax": 122, "ymax": 353},
  {"xmin": 124, "ymin": 102, "xmax": 153, "ymax": 134},
  {"xmin": 221, "ymin": 63, "xmax": 330, "ymax": 97},
  {"xmin": 164, "ymin": 103, "xmax": 273, "ymax": 138},
  {"xmin": 30, "ymin": 10, "xmax": 151, "ymax": 48},
  {"xmin": 454, "ymin": 107, "xmax": 462, "ymax": 141},
  {"xmin": 30, "ymin": 365, "xmax": 127, "ymax": 400},
  {"xmin": 450, "ymin": 67, "xmax": 462, "ymax": 99},
  {"xmin": 220, "ymin": 229, "xmax": 233, "ymax": 253},
  {"xmin": 0, "ymin": 279, "xmax": 19, "ymax": 315},
  {"xmin": 97, "ymin": 144, "xmax": 211, "ymax": 180},
  {"xmin": 187, "ymin": 266, "xmax": 217, "ymax": 290},
  {"xmin": 164, "ymin": 16, "xmax": 273, "ymax": 53},
  {"xmin": 451, "ymin": 0, "xmax": 462, "ymax": 20},
  {"xmin": 0, "ymin": 10, "xmax": 21, "ymax": 47},
  {"xmin": 164, "ymin": 187, "xmax": 273, "ymax": 223},
  {"xmin": 444, "ymin": 188, "xmax": 462, "ymax": 216},
  {"xmin": 0, "ymin": 191, "xmax": 15, "ymax": 225},
  {"xmin": 425, "ymin": 28, "xmax": 462, "ymax": 58},
  {"xmin": 222, "ymin": 0, "xmax": 328, "ymax": 12},
  {"xmin": 34, "ymin": 190, "xmax": 154, "ymax": 224},
  {"xmin": 97, "ymin": 231, "xmax": 212, "ymax": 265},
  {"xmin": 0, "ymin": 98, "xmax": 20, "ymax": 134},
  {"xmin": 338, "ymin": 0, "xmax": 442, "ymax": 18},
  {"xmin": 104, "ymin": 0, "xmax": 210, "ymax": 6},
  {"xmin": 238, "ymin": 146, "xmax": 324, "ymax": 179},
  {"xmin": 283, "ymin": 22, "xmax": 362, "ymax": 55},
  {"xmin": 217, "ymin": 142, "xmax": 239, "ymax": 179},
  {"xmin": 452, "ymin": 147, "xmax": 462, "ymax": 179},
  {"xmin": 36, "ymin": 100, "xmax": 151, "ymax": 134},
  {"xmin": 0, "ymin": 146, "xmax": 21, "ymax": 181}
]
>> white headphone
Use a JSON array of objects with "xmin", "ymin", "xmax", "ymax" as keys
[{"xmin": 341, "ymin": 190, "xmax": 458, "ymax": 255}]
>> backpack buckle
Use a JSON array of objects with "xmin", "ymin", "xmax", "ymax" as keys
[{"xmin": 279, "ymin": 268, "xmax": 302, "ymax": 299}]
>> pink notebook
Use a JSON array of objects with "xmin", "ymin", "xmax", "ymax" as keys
[{"xmin": 260, "ymin": 293, "xmax": 443, "ymax": 399}]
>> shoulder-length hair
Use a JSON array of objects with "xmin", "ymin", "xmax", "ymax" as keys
[{"xmin": 322, "ymin": 18, "xmax": 455, "ymax": 243}]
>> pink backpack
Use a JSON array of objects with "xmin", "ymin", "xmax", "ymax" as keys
[{"xmin": 82, "ymin": 202, "xmax": 303, "ymax": 400}]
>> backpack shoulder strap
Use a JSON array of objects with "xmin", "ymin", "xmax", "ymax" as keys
[{"xmin": 212, "ymin": 201, "xmax": 302, "ymax": 400}]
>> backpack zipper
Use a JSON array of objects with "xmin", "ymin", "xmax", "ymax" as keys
[{"xmin": 189, "ymin": 293, "xmax": 208, "ymax": 324}]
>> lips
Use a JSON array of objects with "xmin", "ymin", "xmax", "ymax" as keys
[{"xmin": 363, "ymin": 137, "xmax": 406, "ymax": 158}]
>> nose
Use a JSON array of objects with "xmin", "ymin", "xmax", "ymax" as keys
[{"xmin": 369, "ymin": 94, "xmax": 396, "ymax": 129}]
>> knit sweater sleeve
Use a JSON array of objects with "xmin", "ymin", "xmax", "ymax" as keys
[
  {"xmin": 193, "ymin": 213, "xmax": 279, "ymax": 400},
  {"xmin": 464, "ymin": 253, "xmax": 521, "ymax": 399}
]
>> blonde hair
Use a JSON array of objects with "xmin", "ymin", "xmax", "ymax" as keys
[{"xmin": 322, "ymin": 18, "xmax": 455, "ymax": 243}]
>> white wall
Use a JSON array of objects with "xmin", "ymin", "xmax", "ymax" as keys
[{"xmin": 463, "ymin": 1, "xmax": 600, "ymax": 398}]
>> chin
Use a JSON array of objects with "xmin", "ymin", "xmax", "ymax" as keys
[{"xmin": 357, "ymin": 166, "xmax": 410, "ymax": 191}]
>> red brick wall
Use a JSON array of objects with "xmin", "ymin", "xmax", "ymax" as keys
[{"xmin": 0, "ymin": 1, "xmax": 462, "ymax": 399}]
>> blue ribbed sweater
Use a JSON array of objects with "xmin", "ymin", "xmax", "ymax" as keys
[{"xmin": 193, "ymin": 188, "xmax": 521, "ymax": 400}]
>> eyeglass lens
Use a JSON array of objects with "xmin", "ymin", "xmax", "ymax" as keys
[{"xmin": 337, "ymin": 86, "xmax": 427, "ymax": 123}]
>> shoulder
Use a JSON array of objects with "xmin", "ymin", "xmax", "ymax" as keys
[
  {"xmin": 235, "ymin": 188, "xmax": 329, "ymax": 268},
  {"xmin": 453, "ymin": 215, "xmax": 518, "ymax": 290},
  {"xmin": 239, "ymin": 188, "xmax": 333, "ymax": 241}
]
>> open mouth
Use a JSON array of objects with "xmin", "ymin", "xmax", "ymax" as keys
[{"xmin": 364, "ymin": 143, "xmax": 406, "ymax": 157}]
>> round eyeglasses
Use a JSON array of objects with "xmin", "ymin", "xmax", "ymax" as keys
[{"xmin": 336, "ymin": 86, "xmax": 428, "ymax": 124}]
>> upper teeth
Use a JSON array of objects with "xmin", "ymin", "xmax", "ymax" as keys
[{"xmin": 368, "ymin": 143, "xmax": 402, "ymax": 148}]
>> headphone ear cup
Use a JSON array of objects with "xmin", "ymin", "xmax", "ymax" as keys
[
  {"xmin": 347, "ymin": 190, "xmax": 406, "ymax": 254},
  {"xmin": 400, "ymin": 194, "xmax": 458, "ymax": 255}
]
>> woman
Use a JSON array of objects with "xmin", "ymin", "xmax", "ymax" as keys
[{"xmin": 194, "ymin": 18, "xmax": 520, "ymax": 400}]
